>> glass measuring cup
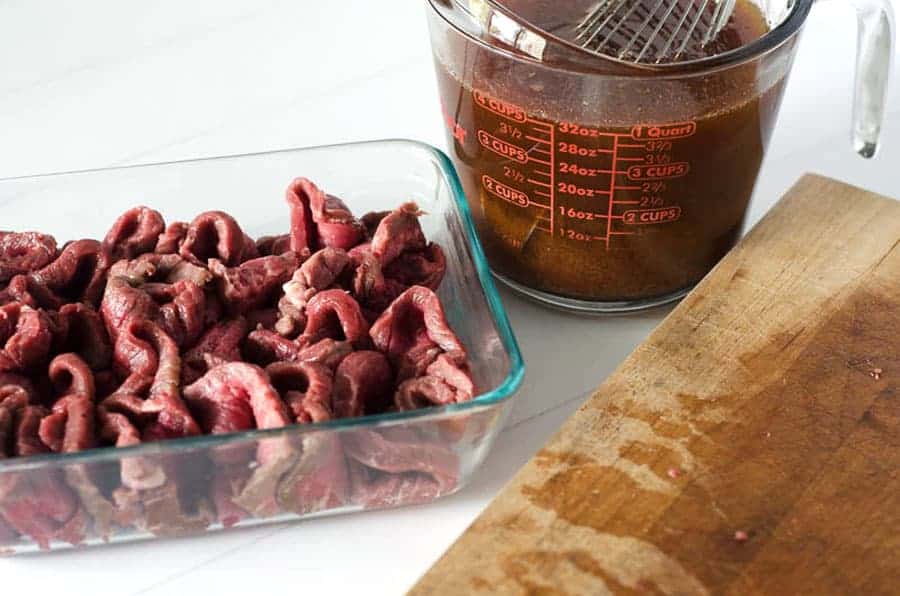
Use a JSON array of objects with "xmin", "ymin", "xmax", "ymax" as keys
[{"xmin": 426, "ymin": 0, "xmax": 894, "ymax": 313}]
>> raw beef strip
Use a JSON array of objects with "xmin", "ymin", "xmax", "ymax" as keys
[
  {"xmin": 98, "ymin": 405, "xmax": 213, "ymax": 536},
  {"xmin": 300, "ymin": 289, "xmax": 370, "ymax": 348},
  {"xmin": 28, "ymin": 239, "xmax": 111, "ymax": 307},
  {"xmin": 180, "ymin": 211, "xmax": 254, "ymax": 267},
  {"xmin": 382, "ymin": 243, "xmax": 446, "ymax": 290},
  {"xmin": 0, "ymin": 275, "xmax": 38, "ymax": 308},
  {"xmin": 296, "ymin": 338, "xmax": 354, "ymax": 370},
  {"xmin": 276, "ymin": 247, "xmax": 351, "ymax": 337},
  {"xmin": 276, "ymin": 428, "xmax": 349, "ymax": 516},
  {"xmin": 265, "ymin": 361, "xmax": 333, "ymax": 423},
  {"xmin": 345, "ymin": 427, "xmax": 460, "ymax": 509},
  {"xmin": 369, "ymin": 285, "xmax": 468, "ymax": 381},
  {"xmin": 38, "ymin": 354, "xmax": 96, "ymax": 453},
  {"xmin": 0, "ymin": 303, "xmax": 54, "ymax": 372},
  {"xmin": 286, "ymin": 177, "xmax": 364, "ymax": 253},
  {"xmin": 348, "ymin": 463, "xmax": 443, "ymax": 509},
  {"xmin": 360, "ymin": 210, "xmax": 390, "ymax": 239},
  {"xmin": 332, "ymin": 351, "xmax": 393, "ymax": 418},
  {"xmin": 265, "ymin": 361, "xmax": 350, "ymax": 515},
  {"xmin": 353, "ymin": 203, "xmax": 447, "ymax": 304},
  {"xmin": 209, "ymin": 252, "xmax": 300, "ymax": 315},
  {"xmin": 37, "ymin": 354, "xmax": 117, "ymax": 538},
  {"xmin": 183, "ymin": 363, "xmax": 295, "ymax": 521},
  {"xmin": 0, "ymin": 404, "xmax": 88, "ymax": 549},
  {"xmin": 245, "ymin": 307, "xmax": 279, "ymax": 331},
  {"xmin": 105, "ymin": 319, "xmax": 200, "ymax": 440},
  {"xmin": 55, "ymin": 303, "xmax": 112, "ymax": 370},
  {"xmin": 102, "ymin": 257, "xmax": 207, "ymax": 348},
  {"xmin": 154, "ymin": 221, "xmax": 189, "ymax": 255},
  {"xmin": 103, "ymin": 207, "xmax": 165, "ymax": 261},
  {"xmin": 182, "ymin": 318, "xmax": 248, "ymax": 385},
  {"xmin": 244, "ymin": 330, "xmax": 352, "ymax": 370},
  {"xmin": 243, "ymin": 329, "xmax": 301, "ymax": 365},
  {"xmin": 350, "ymin": 248, "xmax": 405, "ymax": 317},
  {"xmin": 146, "ymin": 280, "xmax": 207, "ymax": 348},
  {"xmin": 255, "ymin": 234, "xmax": 292, "ymax": 256},
  {"xmin": 184, "ymin": 363, "xmax": 290, "ymax": 435},
  {"xmin": 0, "ymin": 232, "xmax": 58, "ymax": 283},
  {"xmin": 370, "ymin": 202, "xmax": 427, "ymax": 266}
]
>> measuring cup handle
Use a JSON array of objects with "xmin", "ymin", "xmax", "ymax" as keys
[{"xmin": 848, "ymin": 0, "xmax": 895, "ymax": 157}]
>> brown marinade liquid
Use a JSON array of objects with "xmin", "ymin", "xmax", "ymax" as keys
[{"xmin": 435, "ymin": 0, "xmax": 788, "ymax": 302}]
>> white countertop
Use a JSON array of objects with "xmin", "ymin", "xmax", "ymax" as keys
[{"xmin": 1, "ymin": 1, "xmax": 898, "ymax": 593}]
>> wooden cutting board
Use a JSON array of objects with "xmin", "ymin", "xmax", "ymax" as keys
[{"xmin": 412, "ymin": 175, "xmax": 900, "ymax": 596}]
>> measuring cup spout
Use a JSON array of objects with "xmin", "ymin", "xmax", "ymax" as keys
[{"xmin": 849, "ymin": 0, "xmax": 894, "ymax": 157}]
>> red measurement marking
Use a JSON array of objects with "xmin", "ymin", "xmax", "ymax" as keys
[
  {"xmin": 606, "ymin": 135, "xmax": 618, "ymax": 248},
  {"xmin": 473, "ymin": 90, "xmax": 527, "ymax": 122},
  {"xmin": 527, "ymin": 178, "xmax": 552, "ymax": 188},
  {"xmin": 482, "ymin": 175, "xmax": 529, "ymax": 207},
  {"xmin": 439, "ymin": 99, "xmax": 468, "ymax": 144},
  {"xmin": 630, "ymin": 121, "xmax": 696, "ymax": 140},
  {"xmin": 477, "ymin": 130, "xmax": 528, "ymax": 163},
  {"xmin": 623, "ymin": 206, "xmax": 682, "ymax": 225},
  {"xmin": 627, "ymin": 163, "xmax": 690, "ymax": 180},
  {"xmin": 525, "ymin": 134, "xmax": 551, "ymax": 143},
  {"xmin": 534, "ymin": 189, "xmax": 551, "ymax": 198},
  {"xmin": 547, "ymin": 124, "xmax": 555, "ymax": 237}
]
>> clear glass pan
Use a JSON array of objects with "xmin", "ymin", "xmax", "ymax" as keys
[{"xmin": 0, "ymin": 140, "xmax": 524, "ymax": 554}]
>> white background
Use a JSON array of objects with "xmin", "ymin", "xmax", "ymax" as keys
[{"xmin": 1, "ymin": 0, "xmax": 898, "ymax": 594}]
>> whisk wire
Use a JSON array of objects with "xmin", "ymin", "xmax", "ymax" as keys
[{"xmin": 575, "ymin": 0, "xmax": 736, "ymax": 63}]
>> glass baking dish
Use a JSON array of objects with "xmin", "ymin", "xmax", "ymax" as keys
[{"xmin": 0, "ymin": 140, "xmax": 524, "ymax": 554}]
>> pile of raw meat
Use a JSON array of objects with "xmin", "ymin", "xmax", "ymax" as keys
[{"xmin": 0, "ymin": 177, "xmax": 475, "ymax": 549}]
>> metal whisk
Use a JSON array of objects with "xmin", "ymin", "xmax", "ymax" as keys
[{"xmin": 576, "ymin": 0, "xmax": 737, "ymax": 63}]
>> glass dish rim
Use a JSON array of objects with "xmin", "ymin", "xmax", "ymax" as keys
[{"xmin": 0, "ymin": 138, "xmax": 526, "ymax": 472}]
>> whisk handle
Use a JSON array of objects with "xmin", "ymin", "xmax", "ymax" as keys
[{"xmin": 849, "ymin": 0, "xmax": 894, "ymax": 157}]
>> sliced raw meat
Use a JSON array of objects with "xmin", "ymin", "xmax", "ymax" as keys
[
  {"xmin": 332, "ymin": 351, "xmax": 393, "ymax": 418},
  {"xmin": 345, "ymin": 428, "xmax": 459, "ymax": 508},
  {"xmin": 0, "ymin": 232, "xmax": 58, "ymax": 283},
  {"xmin": 180, "ymin": 211, "xmax": 250, "ymax": 267},
  {"xmin": 0, "ymin": 303, "xmax": 54, "ymax": 372},
  {"xmin": 209, "ymin": 252, "xmax": 300, "ymax": 315},
  {"xmin": 370, "ymin": 202, "xmax": 426, "ymax": 266},
  {"xmin": 0, "ymin": 404, "xmax": 88, "ymax": 549},
  {"xmin": 369, "ymin": 285, "xmax": 467, "ymax": 381},
  {"xmin": 103, "ymin": 207, "xmax": 165, "ymax": 261},
  {"xmin": 102, "ymin": 257, "xmax": 207, "ymax": 348},
  {"xmin": 349, "ymin": 463, "xmax": 443, "ymax": 509},
  {"xmin": 383, "ymin": 242, "xmax": 446, "ymax": 290},
  {"xmin": 184, "ymin": 362, "xmax": 291, "ymax": 435},
  {"xmin": 0, "ymin": 275, "xmax": 39, "ymax": 308},
  {"xmin": 184, "ymin": 363, "xmax": 295, "ymax": 520},
  {"xmin": 301, "ymin": 289, "xmax": 370, "ymax": 348},
  {"xmin": 154, "ymin": 221, "xmax": 188, "ymax": 255},
  {"xmin": 106, "ymin": 319, "xmax": 200, "ymax": 440},
  {"xmin": 38, "ymin": 354, "xmax": 96, "ymax": 453},
  {"xmin": 255, "ymin": 234, "xmax": 292, "ymax": 256},
  {"xmin": 276, "ymin": 431, "xmax": 349, "ymax": 515},
  {"xmin": 265, "ymin": 361, "xmax": 333, "ymax": 423},
  {"xmin": 28, "ymin": 239, "xmax": 111, "ymax": 307},
  {"xmin": 56, "ymin": 303, "xmax": 112, "ymax": 370},
  {"xmin": 286, "ymin": 177, "xmax": 364, "ymax": 252},
  {"xmin": 360, "ymin": 210, "xmax": 390, "ymax": 239},
  {"xmin": 243, "ymin": 329, "xmax": 301, "ymax": 365},
  {"xmin": 183, "ymin": 318, "xmax": 248, "ymax": 385},
  {"xmin": 276, "ymin": 247, "xmax": 351, "ymax": 337}
]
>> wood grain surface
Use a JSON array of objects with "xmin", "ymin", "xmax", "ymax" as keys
[{"xmin": 412, "ymin": 175, "xmax": 900, "ymax": 596}]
